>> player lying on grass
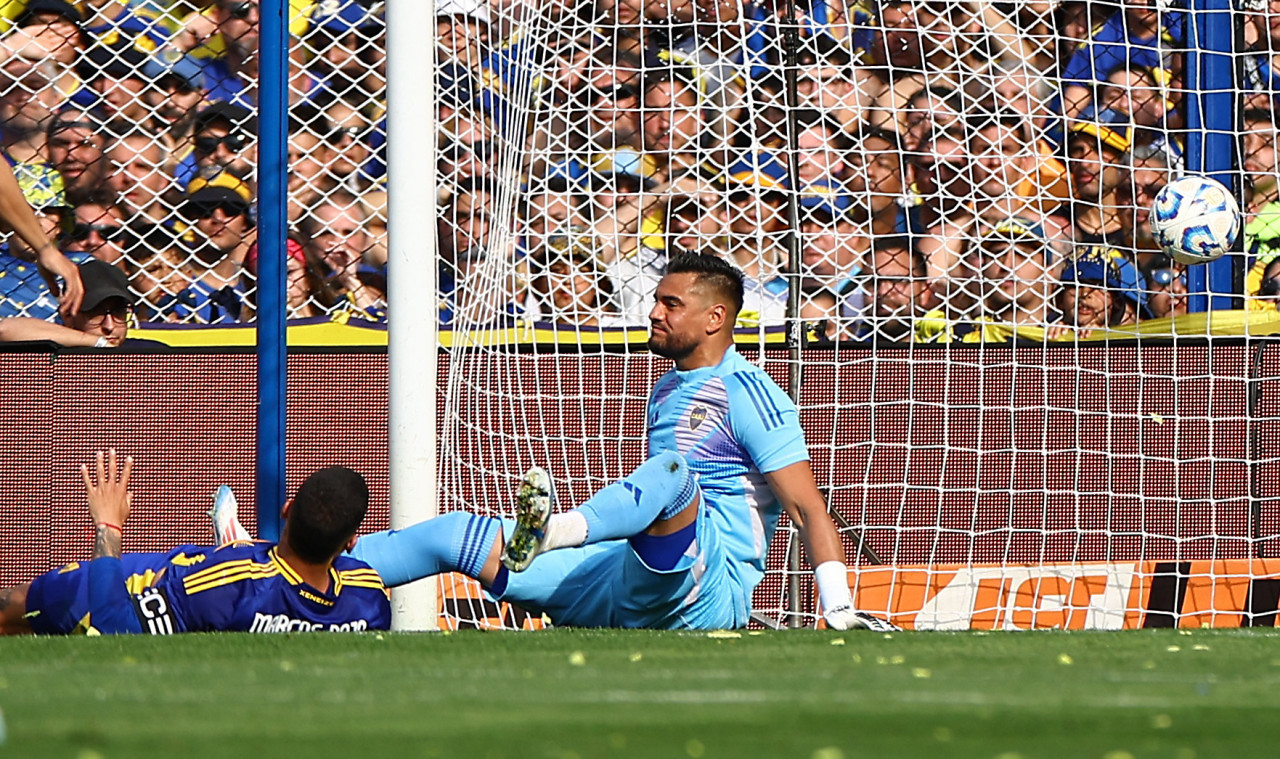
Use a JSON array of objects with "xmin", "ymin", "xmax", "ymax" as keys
[
  {"xmin": 312, "ymin": 252, "xmax": 890, "ymax": 630},
  {"xmin": 0, "ymin": 451, "xmax": 389, "ymax": 635}
]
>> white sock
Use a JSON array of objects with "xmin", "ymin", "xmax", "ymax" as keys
[{"xmin": 542, "ymin": 511, "xmax": 589, "ymax": 551}]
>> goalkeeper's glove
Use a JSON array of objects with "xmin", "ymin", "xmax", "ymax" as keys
[{"xmin": 815, "ymin": 560, "xmax": 901, "ymax": 631}]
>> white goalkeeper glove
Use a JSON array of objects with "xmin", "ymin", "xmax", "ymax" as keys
[{"xmin": 815, "ymin": 560, "xmax": 900, "ymax": 632}]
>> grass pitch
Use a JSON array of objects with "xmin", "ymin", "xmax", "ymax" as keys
[{"xmin": 2, "ymin": 628, "xmax": 1277, "ymax": 759}]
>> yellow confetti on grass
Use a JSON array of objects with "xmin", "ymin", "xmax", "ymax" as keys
[
  {"xmin": 279, "ymin": 660, "xmax": 295, "ymax": 672},
  {"xmin": 1166, "ymin": 646, "xmax": 1181, "ymax": 653},
  {"xmin": 1193, "ymin": 644, "xmax": 1211, "ymax": 651},
  {"xmin": 811, "ymin": 748, "xmax": 844, "ymax": 759},
  {"xmin": 830, "ymin": 638, "xmax": 846, "ymax": 646},
  {"xmin": 706, "ymin": 631, "xmax": 741, "ymax": 639},
  {"xmin": 568, "ymin": 651, "xmax": 587, "ymax": 666},
  {"xmin": 686, "ymin": 739, "xmax": 705, "ymax": 758},
  {"xmin": 1151, "ymin": 714, "xmax": 1173, "ymax": 729},
  {"xmin": 1057, "ymin": 653, "xmax": 1074, "ymax": 665},
  {"xmin": 912, "ymin": 667, "xmax": 932, "ymax": 679},
  {"xmin": 629, "ymin": 652, "xmax": 643, "ymax": 663},
  {"xmin": 1102, "ymin": 751, "xmax": 1135, "ymax": 759}
]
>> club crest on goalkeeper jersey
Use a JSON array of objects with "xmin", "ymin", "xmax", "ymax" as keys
[
  {"xmin": 134, "ymin": 542, "xmax": 390, "ymax": 634},
  {"xmin": 646, "ymin": 347, "xmax": 809, "ymax": 586}
]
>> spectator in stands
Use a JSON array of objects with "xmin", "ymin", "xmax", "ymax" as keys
[
  {"xmin": 79, "ymin": 0, "xmax": 171, "ymax": 51},
  {"xmin": 724, "ymin": 153, "xmax": 789, "ymax": 297},
  {"xmin": 793, "ymin": 110, "xmax": 853, "ymax": 193},
  {"xmin": 529, "ymin": 232, "xmax": 627, "ymax": 328},
  {"xmin": 848, "ymin": 128, "xmax": 908, "ymax": 237},
  {"xmin": 0, "ymin": 0, "xmax": 83, "ymax": 66},
  {"xmin": 910, "ymin": 127, "xmax": 979, "ymax": 310},
  {"xmin": 1142, "ymin": 254, "xmax": 1189, "ymax": 319},
  {"xmin": 970, "ymin": 217, "xmax": 1060, "ymax": 329},
  {"xmin": 67, "ymin": 200, "xmax": 128, "ymax": 269},
  {"xmin": 572, "ymin": 47, "xmax": 643, "ymax": 153},
  {"xmin": 109, "ymin": 130, "xmax": 175, "ymax": 228},
  {"xmin": 321, "ymin": 98, "xmax": 381, "ymax": 190},
  {"xmin": 1243, "ymin": 108, "xmax": 1279, "ymax": 217},
  {"xmin": 640, "ymin": 69, "xmax": 705, "ymax": 181},
  {"xmin": 246, "ymin": 237, "xmax": 339, "ymax": 320},
  {"xmin": 436, "ymin": 0, "xmax": 489, "ymax": 64},
  {"xmin": 74, "ymin": 42, "xmax": 152, "ymax": 125},
  {"xmin": 303, "ymin": 0, "xmax": 385, "ymax": 107},
  {"xmin": 1097, "ymin": 63, "xmax": 1176, "ymax": 157},
  {"xmin": 795, "ymin": 43, "xmax": 865, "ymax": 135},
  {"xmin": 170, "ymin": 172, "xmax": 256, "ymax": 324},
  {"xmin": 0, "ymin": 60, "xmax": 63, "ymax": 167},
  {"xmin": 797, "ymin": 182, "xmax": 867, "ymax": 331},
  {"xmin": 141, "ymin": 51, "xmax": 208, "ymax": 157},
  {"xmin": 1248, "ymin": 251, "xmax": 1280, "ymax": 310},
  {"xmin": 187, "ymin": 102, "xmax": 257, "ymax": 184},
  {"xmin": 45, "ymin": 107, "xmax": 110, "ymax": 206},
  {"xmin": 1055, "ymin": 246, "xmax": 1150, "ymax": 329},
  {"xmin": 1061, "ymin": 112, "xmax": 1133, "ymax": 248},
  {"xmin": 130, "ymin": 244, "xmax": 188, "ymax": 321},
  {"xmin": 0, "ymin": 258, "xmax": 165, "ymax": 348},
  {"xmin": 901, "ymin": 86, "xmax": 962, "ymax": 154},
  {"xmin": 200, "ymin": 0, "xmax": 262, "ymax": 105},
  {"xmin": 1060, "ymin": 0, "xmax": 1183, "ymax": 119},
  {"xmin": 864, "ymin": 235, "xmax": 946, "ymax": 342},
  {"xmin": 1124, "ymin": 143, "xmax": 1174, "ymax": 264},
  {"xmin": 299, "ymin": 190, "xmax": 386, "ymax": 321},
  {"xmin": 967, "ymin": 110, "xmax": 1044, "ymax": 222},
  {"xmin": 0, "ymin": 164, "xmax": 82, "ymax": 319},
  {"xmin": 518, "ymin": 178, "xmax": 587, "ymax": 253},
  {"xmin": 286, "ymin": 111, "xmax": 336, "ymax": 213}
]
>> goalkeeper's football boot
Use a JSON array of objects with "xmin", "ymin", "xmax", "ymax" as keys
[
  {"xmin": 209, "ymin": 485, "xmax": 252, "ymax": 545},
  {"xmin": 500, "ymin": 466, "xmax": 555, "ymax": 572}
]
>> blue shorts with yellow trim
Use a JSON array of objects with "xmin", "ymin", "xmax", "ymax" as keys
[
  {"xmin": 492, "ymin": 507, "xmax": 753, "ymax": 629},
  {"xmin": 25, "ymin": 546, "xmax": 205, "ymax": 635}
]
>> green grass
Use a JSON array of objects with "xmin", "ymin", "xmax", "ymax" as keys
[{"xmin": 2, "ymin": 629, "xmax": 1278, "ymax": 759}]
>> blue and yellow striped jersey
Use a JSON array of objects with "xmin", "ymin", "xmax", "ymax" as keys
[{"xmin": 139, "ymin": 541, "xmax": 390, "ymax": 633}]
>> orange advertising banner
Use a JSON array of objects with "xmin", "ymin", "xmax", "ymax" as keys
[{"xmin": 847, "ymin": 559, "xmax": 1280, "ymax": 630}]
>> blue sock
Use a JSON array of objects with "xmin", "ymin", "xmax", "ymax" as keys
[
  {"xmin": 578, "ymin": 451, "xmax": 699, "ymax": 543},
  {"xmin": 349, "ymin": 512, "xmax": 500, "ymax": 587},
  {"xmin": 628, "ymin": 520, "xmax": 697, "ymax": 571}
]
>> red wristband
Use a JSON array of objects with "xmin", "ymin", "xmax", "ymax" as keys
[{"xmin": 97, "ymin": 522, "xmax": 122, "ymax": 535}]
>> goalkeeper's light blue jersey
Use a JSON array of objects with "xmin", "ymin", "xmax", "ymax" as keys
[{"xmin": 647, "ymin": 346, "xmax": 809, "ymax": 590}]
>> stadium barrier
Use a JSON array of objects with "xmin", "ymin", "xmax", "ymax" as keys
[{"xmin": 4, "ymin": 338, "xmax": 1278, "ymax": 629}]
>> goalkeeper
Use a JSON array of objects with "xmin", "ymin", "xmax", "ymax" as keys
[{"xmin": 349, "ymin": 252, "xmax": 893, "ymax": 631}]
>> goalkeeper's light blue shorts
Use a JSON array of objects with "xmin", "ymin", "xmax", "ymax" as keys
[{"xmin": 491, "ymin": 505, "xmax": 754, "ymax": 629}]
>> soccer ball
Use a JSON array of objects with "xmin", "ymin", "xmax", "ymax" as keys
[{"xmin": 1150, "ymin": 175, "xmax": 1241, "ymax": 265}]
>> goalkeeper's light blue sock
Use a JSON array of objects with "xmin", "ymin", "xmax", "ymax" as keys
[
  {"xmin": 577, "ymin": 451, "xmax": 698, "ymax": 544},
  {"xmin": 349, "ymin": 512, "xmax": 500, "ymax": 587}
]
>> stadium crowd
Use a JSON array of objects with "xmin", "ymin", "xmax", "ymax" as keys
[{"xmin": 0, "ymin": 0, "xmax": 1277, "ymax": 342}]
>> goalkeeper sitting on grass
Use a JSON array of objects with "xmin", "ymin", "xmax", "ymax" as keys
[
  {"xmin": 0, "ymin": 452, "xmax": 389, "ymax": 635},
  {"xmin": 345, "ymin": 252, "xmax": 894, "ymax": 631}
]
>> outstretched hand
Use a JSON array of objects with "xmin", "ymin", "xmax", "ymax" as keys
[{"xmin": 82, "ymin": 449, "xmax": 133, "ymax": 529}]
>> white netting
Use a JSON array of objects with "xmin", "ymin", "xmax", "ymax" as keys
[{"xmin": 3, "ymin": 1, "xmax": 1279, "ymax": 629}]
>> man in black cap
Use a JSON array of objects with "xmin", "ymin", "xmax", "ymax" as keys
[{"xmin": 0, "ymin": 259, "xmax": 165, "ymax": 348}]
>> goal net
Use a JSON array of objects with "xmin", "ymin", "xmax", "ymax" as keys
[
  {"xmin": 2, "ymin": 0, "xmax": 1278, "ymax": 629},
  {"xmin": 430, "ymin": 0, "xmax": 1280, "ymax": 630}
]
